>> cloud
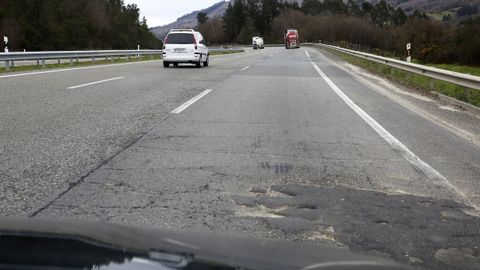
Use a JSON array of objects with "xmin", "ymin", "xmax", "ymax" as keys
[{"xmin": 125, "ymin": 0, "xmax": 225, "ymax": 27}]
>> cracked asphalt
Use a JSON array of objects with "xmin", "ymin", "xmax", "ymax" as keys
[{"xmin": 1, "ymin": 47, "xmax": 480, "ymax": 269}]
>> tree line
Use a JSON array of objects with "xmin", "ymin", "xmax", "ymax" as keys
[
  {"xmin": 196, "ymin": 0, "xmax": 479, "ymax": 66},
  {"xmin": 0, "ymin": 0, "xmax": 161, "ymax": 51}
]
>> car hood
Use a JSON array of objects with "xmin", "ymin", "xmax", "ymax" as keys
[{"xmin": 0, "ymin": 218, "xmax": 409, "ymax": 270}]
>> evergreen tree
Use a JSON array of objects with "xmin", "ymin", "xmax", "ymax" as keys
[
  {"xmin": 197, "ymin": 12, "xmax": 209, "ymax": 25},
  {"xmin": 0, "ymin": 0, "xmax": 161, "ymax": 50},
  {"xmin": 392, "ymin": 8, "xmax": 407, "ymax": 26},
  {"xmin": 301, "ymin": 0, "xmax": 322, "ymax": 15},
  {"xmin": 222, "ymin": 3, "xmax": 236, "ymax": 41}
]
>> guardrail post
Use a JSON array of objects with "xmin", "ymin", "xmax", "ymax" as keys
[
  {"xmin": 92, "ymin": 57, "xmax": 96, "ymax": 63},
  {"xmin": 69, "ymin": 58, "xmax": 73, "ymax": 66},
  {"xmin": 57, "ymin": 59, "xmax": 60, "ymax": 65},
  {"xmin": 36, "ymin": 59, "xmax": 39, "ymax": 66},
  {"xmin": 429, "ymin": 79, "xmax": 435, "ymax": 90},
  {"xmin": 5, "ymin": 60, "xmax": 10, "ymax": 71},
  {"xmin": 466, "ymin": 87, "xmax": 471, "ymax": 100},
  {"xmin": 126, "ymin": 55, "xmax": 130, "ymax": 61},
  {"xmin": 10, "ymin": 60, "xmax": 14, "ymax": 68},
  {"xmin": 41, "ymin": 59, "xmax": 45, "ymax": 68}
]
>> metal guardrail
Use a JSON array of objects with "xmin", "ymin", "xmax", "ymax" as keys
[
  {"xmin": 310, "ymin": 43, "xmax": 480, "ymax": 91},
  {"xmin": 210, "ymin": 46, "xmax": 243, "ymax": 50},
  {"xmin": 0, "ymin": 50, "xmax": 163, "ymax": 70},
  {"xmin": 0, "ymin": 47, "xmax": 243, "ymax": 70}
]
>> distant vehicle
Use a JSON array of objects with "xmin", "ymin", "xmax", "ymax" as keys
[
  {"xmin": 285, "ymin": 29, "xmax": 300, "ymax": 49},
  {"xmin": 163, "ymin": 29, "xmax": 209, "ymax": 68},
  {"xmin": 252, "ymin": 36, "xmax": 264, "ymax": 49}
]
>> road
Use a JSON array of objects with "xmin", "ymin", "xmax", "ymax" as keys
[{"xmin": 1, "ymin": 47, "xmax": 480, "ymax": 269}]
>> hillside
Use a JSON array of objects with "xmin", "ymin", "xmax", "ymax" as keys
[
  {"xmin": 150, "ymin": 1, "xmax": 230, "ymax": 40},
  {"xmin": 286, "ymin": 0, "xmax": 480, "ymax": 13},
  {"xmin": 150, "ymin": 0, "xmax": 480, "ymax": 39},
  {"xmin": 380, "ymin": 0, "xmax": 479, "ymax": 13}
]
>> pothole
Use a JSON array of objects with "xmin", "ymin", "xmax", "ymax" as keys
[
  {"xmin": 298, "ymin": 204, "xmax": 318, "ymax": 210},
  {"xmin": 249, "ymin": 186, "xmax": 267, "ymax": 194},
  {"xmin": 408, "ymin": 256, "xmax": 424, "ymax": 264},
  {"xmin": 375, "ymin": 220, "xmax": 390, "ymax": 225},
  {"xmin": 435, "ymin": 248, "xmax": 480, "ymax": 269},
  {"xmin": 235, "ymin": 205, "xmax": 286, "ymax": 219},
  {"xmin": 307, "ymin": 227, "xmax": 337, "ymax": 242},
  {"xmin": 269, "ymin": 190, "xmax": 294, "ymax": 198},
  {"xmin": 438, "ymin": 105, "xmax": 462, "ymax": 112}
]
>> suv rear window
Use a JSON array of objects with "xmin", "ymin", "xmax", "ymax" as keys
[{"xmin": 166, "ymin": 33, "xmax": 195, "ymax": 44}]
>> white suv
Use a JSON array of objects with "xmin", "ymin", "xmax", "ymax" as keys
[{"xmin": 162, "ymin": 29, "xmax": 209, "ymax": 68}]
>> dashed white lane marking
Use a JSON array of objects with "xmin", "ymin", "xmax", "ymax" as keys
[
  {"xmin": 67, "ymin": 76, "xmax": 124, "ymax": 89},
  {"xmin": 171, "ymin": 89, "xmax": 212, "ymax": 114},
  {"xmin": 303, "ymin": 49, "xmax": 467, "ymax": 202},
  {"xmin": 241, "ymin": 66, "xmax": 251, "ymax": 71}
]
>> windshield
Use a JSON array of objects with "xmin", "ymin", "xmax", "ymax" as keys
[
  {"xmin": 165, "ymin": 33, "xmax": 195, "ymax": 44},
  {"xmin": 1, "ymin": 1, "xmax": 480, "ymax": 270}
]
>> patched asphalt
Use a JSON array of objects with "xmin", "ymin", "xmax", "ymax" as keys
[{"xmin": 234, "ymin": 184, "xmax": 480, "ymax": 269}]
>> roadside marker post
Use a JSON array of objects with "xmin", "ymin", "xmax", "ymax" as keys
[
  {"xmin": 4, "ymin": 36, "xmax": 10, "ymax": 70},
  {"xmin": 3, "ymin": 36, "xmax": 8, "ymax": 53},
  {"xmin": 406, "ymin": 42, "xmax": 412, "ymax": 63}
]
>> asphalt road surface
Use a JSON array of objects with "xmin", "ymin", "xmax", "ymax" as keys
[{"xmin": 1, "ymin": 47, "xmax": 480, "ymax": 269}]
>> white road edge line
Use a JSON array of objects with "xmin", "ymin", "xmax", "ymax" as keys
[
  {"xmin": 67, "ymin": 76, "xmax": 124, "ymax": 89},
  {"xmin": 171, "ymin": 89, "xmax": 212, "ymax": 114},
  {"xmin": 303, "ymin": 49, "xmax": 466, "ymax": 201},
  {"xmin": 241, "ymin": 66, "xmax": 251, "ymax": 71},
  {"xmin": 0, "ymin": 60, "xmax": 160, "ymax": 79}
]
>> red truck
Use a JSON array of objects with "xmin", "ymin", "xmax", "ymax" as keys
[{"xmin": 285, "ymin": 29, "xmax": 300, "ymax": 49}]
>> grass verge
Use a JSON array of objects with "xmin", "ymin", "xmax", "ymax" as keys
[
  {"xmin": 428, "ymin": 63, "xmax": 480, "ymax": 77},
  {"xmin": 329, "ymin": 50, "xmax": 480, "ymax": 107}
]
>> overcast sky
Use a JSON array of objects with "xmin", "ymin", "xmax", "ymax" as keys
[{"xmin": 124, "ymin": 0, "xmax": 225, "ymax": 27}]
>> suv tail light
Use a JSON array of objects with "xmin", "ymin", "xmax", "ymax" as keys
[
  {"xmin": 163, "ymin": 36, "xmax": 168, "ymax": 49},
  {"xmin": 193, "ymin": 34, "xmax": 198, "ymax": 50}
]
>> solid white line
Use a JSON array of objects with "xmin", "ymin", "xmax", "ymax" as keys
[
  {"xmin": 67, "ymin": 76, "xmax": 124, "ymax": 89},
  {"xmin": 0, "ymin": 60, "xmax": 161, "ymax": 79},
  {"xmin": 303, "ymin": 49, "xmax": 464, "ymax": 198},
  {"xmin": 241, "ymin": 66, "xmax": 251, "ymax": 71},
  {"xmin": 171, "ymin": 89, "xmax": 212, "ymax": 114}
]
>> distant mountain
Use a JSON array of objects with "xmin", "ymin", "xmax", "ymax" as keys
[
  {"xmin": 287, "ymin": 0, "xmax": 480, "ymax": 14},
  {"xmin": 371, "ymin": 0, "xmax": 479, "ymax": 13},
  {"xmin": 150, "ymin": 1, "xmax": 230, "ymax": 40}
]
